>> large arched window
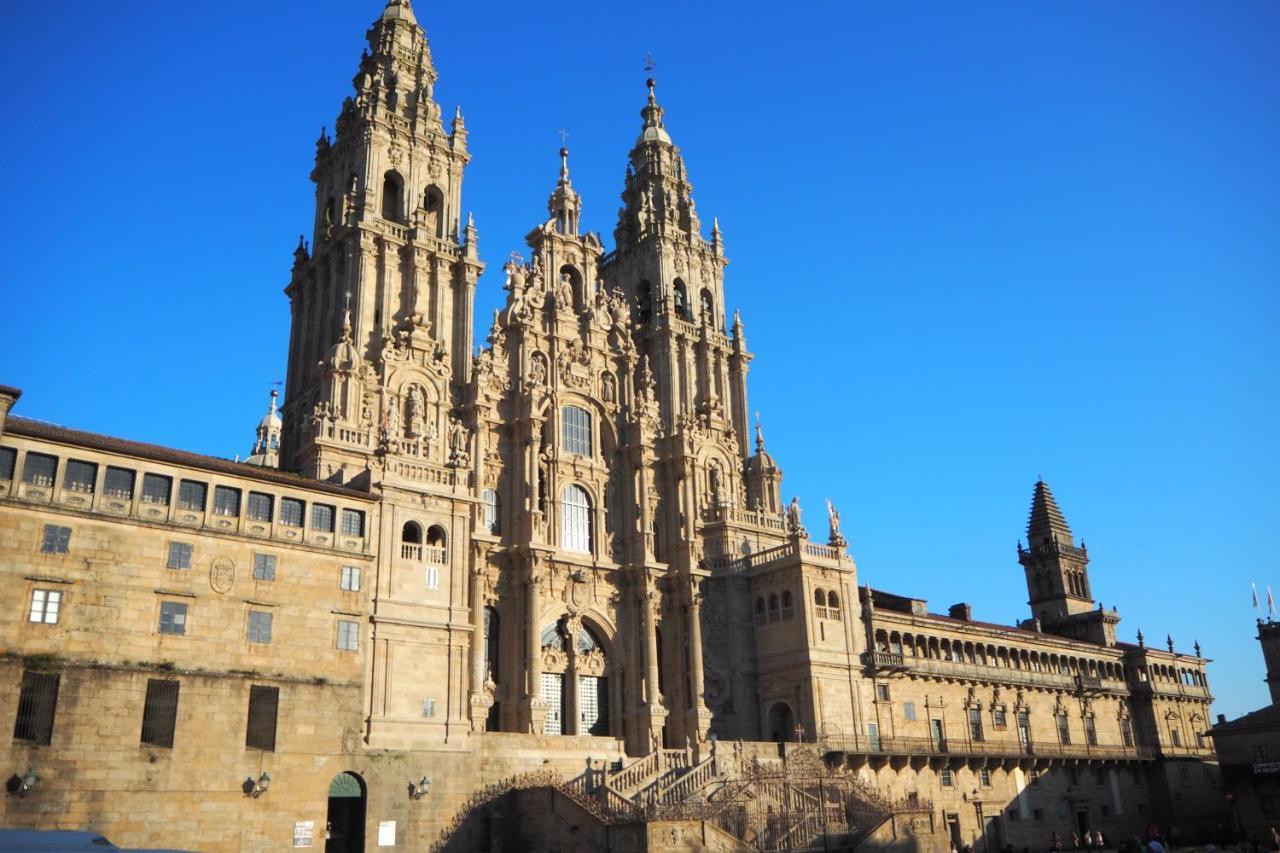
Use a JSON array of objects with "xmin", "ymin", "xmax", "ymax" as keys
[
  {"xmin": 481, "ymin": 488, "xmax": 500, "ymax": 535},
  {"xmin": 637, "ymin": 280, "xmax": 653, "ymax": 324},
  {"xmin": 700, "ymin": 288, "xmax": 714, "ymax": 324},
  {"xmin": 424, "ymin": 185, "xmax": 444, "ymax": 238},
  {"xmin": 381, "ymin": 171, "xmax": 404, "ymax": 222},
  {"xmin": 401, "ymin": 521, "xmax": 422, "ymax": 560},
  {"xmin": 673, "ymin": 279, "xmax": 690, "ymax": 319},
  {"xmin": 561, "ymin": 485, "xmax": 592, "ymax": 553},
  {"xmin": 561, "ymin": 406, "xmax": 592, "ymax": 457}
]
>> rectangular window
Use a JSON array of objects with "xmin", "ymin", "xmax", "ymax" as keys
[
  {"xmin": 245, "ymin": 685, "xmax": 279, "ymax": 751},
  {"xmin": 1122, "ymin": 718, "xmax": 1135, "ymax": 747},
  {"xmin": 340, "ymin": 508, "xmax": 365, "ymax": 537},
  {"xmin": 252, "ymin": 553, "xmax": 276, "ymax": 581},
  {"xmin": 247, "ymin": 610, "xmax": 273, "ymax": 644},
  {"xmin": 212, "ymin": 486, "xmax": 241, "ymax": 517},
  {"xmin": 22, "ymin": 452, "xmax": 58, "ymax": 487},
  {"xmin": 337, "ymin": 620, "xmax": 359, "ymax": 651},
  {"xmin": 969, "ymin": 708, "xmax": 984, "ymax": 742},
  {"xmin": 993, "ymin": 708, "xmax": 1007, "ymax": 729},
  {"xmin": 1029, "ymin": 769, "xmax": 1040, "ymax": 787},
  {"xmin": 875, "ymin": 684, "xmax": 891, "ymax": 701},
  {"xmin": 177, "ymin": 480, "xmax": 207, "ymax": 511},
  {"xmin": 159, "ymin": 601, "xmax": 188, "ymax": 635},
  {"xmin": 29, "ymin": 589, "xmax": 62, "ymax": 624},
  {"xmin": 340, "ymin": 566, "xmax": 360, "ymax": 591},
  {"xmin": 246, "ymin": 491, "xmax": 273, "ymax": 522},
  {"xmin": 13, "ymin": 670, "xmax": 60, "ymax": 745},
  {"xmin": 561, "ymin": 406, "xmax": 593, "ymax": 456},
  {"xmin": 63, "ymin": 459, "xmax": 97, "ymax": 493},
  {"xmin": 1084, "ymin": 716, "xmax": 1098, "ymax": 746},
  {"xmin": 0, "ymin": 447, "xmax": 15, "ymax": 480},
  {"xmin": 1171, "ymin": 728, "xmax": 1181, "ymax": 747},
  {"xmin": 980, "ymin": 768, "xmax": 991, "ymax": 787},
  {"xmin": 311, "ymin": 503, "xmax": 335, "ymax": 532},
  {"xmin": 103, "ymin": 466, "xmax": 135, "ymax": 499},
  {"xmin": 141, "ymin": 473, "xmax": 172, "ymax": 505},
  {"xmin": 167, "ymin": 542, "xmax": 193, "ymax": 570},
  {"xmin": 41, "ymin": 524, "xmax": 71, "ymax": 554},
  {"xmin": 903, "ymin": 701, "xmax": 917, "ymax": 721},
  {"xmin": 426, "ymin": 566, "xmax": 440, "ymax": 590},
  {"xmin": 1057, "ymin": 714, "xmax": 1071, "ymax": 744},
  {"xmin": 140, "ymin": 679, "xmax": 180, "ymax": 748},
  {"xmin": 279, "ymin": 498, "xmax": 304, "ymax": 528},
  {"xmin": 940, "ymin": 768, "xmax": 953, "ymax": 787}
]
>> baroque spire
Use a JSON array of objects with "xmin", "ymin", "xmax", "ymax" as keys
[{"xmin": 1027, "ymin": 479, "xmax": 1074, "ymax": 548}]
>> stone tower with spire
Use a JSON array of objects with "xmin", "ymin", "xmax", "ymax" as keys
[
  {"xmin": 280, "ymin": 0, "xmax": 483, "ymax": 482},
  {"xmin": 244, "ymin": 389, "xmax": 282, "ymax": 469}
]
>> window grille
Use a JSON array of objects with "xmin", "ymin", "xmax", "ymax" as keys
[
  {"xmin": 340, "ymin": 566, "xmax": 360, "ymax": 591},
  {"xmin": 247, "ymin": 610, "xmax": 273, "ymax": 644},
  {"xmin": 245, "ymin": 685, "xmax": 279, "ymax": 751},
  {"xmin": 29, "ymin": 589, "xmax": 62, "ymax": 624},
  {"xmin": 41, "ymin": 525, "xmax": 71, "ymax": 554},
  {"xmin": 63, "ymin": 459, "xmax": 97, "ymax": 493},
  {"xmin": 0, "ymin": 447, "xmax": 15, "ymax": 480},
  {"xmin": 22, "ymin": 452, "xmax": 57, "ymax": 487},
  {"xmin": 279, "ymin": 498, "xmax": 304, "ymax": 528},
  {"xmin": 246, "ymin": 492, "xmax": 273, "ymax": 522},
  {"xmin": 140, "ymin": 679, "xmax": 179, "ymax": 748},
  {"xmin": 312, "ymin": 504, "xmax": 335, "ymax": 532},
  {"xmin": 103, "ymin": 466, "xmax": 135, "ymax": 499},
  {"xmin": 159, "ymin": 601, "xmax": 187, "ymax": 635},
  {"xmin": 213, "ymin": 486, "xmax": 241, "ymax": 517},
  {"xmin": 561, "ymin": 485, "xmax": 591, "ymax": 553},
  {"xmin": 177, "ymin": 480, "xmax": 207, "ymax": 511},
  {"xmin": 141, "ymin": 473, "xmax": 172, "ymax": 505},
  {"xmin": 481, "ymin": 489, "xmax": 500, "ymax": 535},
  {"xmin": 340, "ymin": 509, "xmax": 365, "ymax": 537},
  {"xmin": 561, "ymin": 406, "xmax": 592, "ymax": 456},
  {"xmin": 13, "ymin": 670, "xmax": 60, "ymax": 745},
  {"xmin": 167, "ymin": 542, "xmax": 193, "ymax": 570},
  {"xmin": 252, "ymin": 554, "xmax": 276, "ymax": 581},
  {"xmin": 337, "ymin": 620, "xmax": 359, "ymax": 651}
]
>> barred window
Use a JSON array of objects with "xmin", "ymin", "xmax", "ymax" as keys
[
  {"xmin": 341, "ymin": 509, "xmax": 365, "ymax": 537},
  {"xmin": 141, "ymin": 473, "xmax": 172, "ymax": 505},
  {"xmin": 245, "ymin": 685, "xmax": 279, "ymax": 751},
  {"xmin": 63, "ymin": 459, "xmax": 97, "ymax": 493},
  {"xmin": 253, "ymin": 553, "xmax": 276, "ymax": 581},
  {"xmin": 212, "ymin": 486, "xmax": 241, "ymax": 517},
  {"xmin": 340, "ymin": 566, "xmax": 360, "ymax": 592},
  {"xmin": 279, "ymin": 498, "xmax": 304, "ymax": 528},
  {"xmin": 13, "ymin": 670, "xmax": 60, "ymax": 745},
  {"xmin": 177, "ymin": 480, "xmax": 207, "ymax": 511},
  {"xmin": 167, "ymin": 542, "xmax": 193, "ymax": 570},
  {"xmin": 140, "ymin": 679, "xmax": 179, "ymax": 748},
  {"xmin": 246, "ymin": 492, "xmax": 273, "ymax": 522},
  {"xmin": 312, "ymin": 504, "xmax": 335, "ymax": 532},
  {"xmin": 104, "ymin": 466, "xmax": 135, "ymax": 499},
  {"xmin": 22, "ymin": 452, "xmax": 57, "ymax": 487},
  {"xmin": 159, "ymin": 601, "xmax": 188, "ymax": 635},
  {"xmin": 337, "ymin": 620, "xmax": 359, "ymax": 651},
  {"xmin": 29, "ymin": 589, "xmax": 62, "ymax": 624},
  {"xmin": 0, "ymin": 447, "xmax": 17, "ymax": 480},
  {"xmin": 247, "ymin": 610, "xmax": 273, "ymax": 644},
  {"xmin": 561, "ymin": 485, "xmax": 592, "ymax": 553},
  {"xmin": 561, "ymin": 406, "xmax": 592, "ymax": 456},
  {"xmin": 41, "ymin": 525, "xmax": 71, "ymax": 554},
  {"xmin": 481, "ymin": 488, "xmax": 500, "ymax": 535}
]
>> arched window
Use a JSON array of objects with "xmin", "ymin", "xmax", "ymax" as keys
[
  {"xmin": 814, "ymin": 589, "xmax": 825, "ymax": 606},
  {"xmin": 700, "ymin": 289, "xmax": 714, "ymax": 323},
  {"xmin": 828, "ymin": 591, "xmax": 841, "ymax": 621},
  {"xmin": 562, "ymin": 406, "xmax": 592, "ymax": 456},
  {"xmin": 324, "ymin": 197, "xmax": 336, "ymax": 227},
  {"xmin": 561, "ymin": 485, "xmax": 592, "ymax": 553},
  {"xmin": 637, "ymin": 280, "xmax": 653, "ymax": 324},
  {"xmin": 767, "ymin": 594, "xmax": 780, "ymax": 623},
  {"xmin": 781, "ymin": 590, "xmax": 794, "ymax": 620},
  {"xmin": 401, "ymin": 521, "xmax": 422, "ymax": 560},
  {"xmin": 673, "ymin": 279, "xmax": 690, "ymax": 319},
  {"xmin": 481, "ymin": 488, "xmax": 500, "ymax": 535},
  {"xmin": 755, "ymin": 597, "xmax": 766, "ymax": 625},
  {"xmin": 424, "ymin": 185, "xmax": 445, "ymax": 238},
  {"xmin": 381, "ymin": 171, "xmax": 404, "ymax": 222}
]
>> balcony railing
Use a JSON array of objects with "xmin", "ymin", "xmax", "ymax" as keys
[
  {"xmin": 401, "ymin": 543, "xmax": 447, "ymax": 565},
  {"xmin": 820, "ymin": 733, "xmax": 1158, "ymax": 762},
  {"xmin": 870, "ymin": 652, "xmax": 1128, "ymax": 695}
]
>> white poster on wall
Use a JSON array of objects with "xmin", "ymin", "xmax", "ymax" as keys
[
  {"xmin": 292, "ymin": 820, "xmax": 314, "ymax": 848},
  {"xmin": 377, "ymin": 820, "xmax": 396, "ymax": 847}
]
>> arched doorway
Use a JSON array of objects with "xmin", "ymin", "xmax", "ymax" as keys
[
  {"xmin": 325, "ymin": 772, "xmax": 366, "ymax": 853},
  {"xmin": 766, "ymin": 702, "xmax": 795, "ymax": 743}
]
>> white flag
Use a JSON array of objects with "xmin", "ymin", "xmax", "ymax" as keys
[
  {"xmin": 1269, "ymin": 586, "xmax": 1276, "ymax": 617},
  {"xmin": 1253, "ymin": 582, "xmax": 1261, "ymax": 610}
]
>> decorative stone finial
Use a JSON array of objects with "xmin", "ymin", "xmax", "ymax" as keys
[
  {"xmin": 1137, "ymin": 629, "xmax": 1144, "ymax": 648},
  {"xmin": 1166, "ymin": 634, "xmax": 1174, "ymax": 653}
]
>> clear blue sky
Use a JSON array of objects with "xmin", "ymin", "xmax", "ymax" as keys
[{"xmin": 2, "ymin": 1, "xmax": 1277, "ymax": 718}]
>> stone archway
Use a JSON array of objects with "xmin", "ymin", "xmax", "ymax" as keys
[
  {"xmin": 325, "ymin": 771, "xmax": 366, "ymax": 853},
  {"xmin": 767, "ymin": 702, "xmax": 795, "ymax": 743}
]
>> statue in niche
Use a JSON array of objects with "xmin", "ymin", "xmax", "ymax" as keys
[
  {"xmin": 385, "ymin": 394, "xmax": 401, "ymax": 439},
  {"xmin": 530, "ymin": 352, "xmax": 548, "ymax": 386},
  {"xmin": 448, "ymin": 416, "xmax": 471, "ymax": 467},
  {"xmin": 601, "ymin": 373, "xmax": 617, "ymax": 404},
  {"xmin": 708, "ymin": 465, "xmax": 723, "ymax": 508},
  {"xmin": 406, "ymin": 386, "xmax": 425, "ymax": 436},
  {"xmin": 555, "ymin": 273, "xmax": 574, "ymax": 310}
]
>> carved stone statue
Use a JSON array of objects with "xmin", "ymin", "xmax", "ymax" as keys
[
  {"xmin": 448, "ymin": 416, "xmax": 471, "ymax": 467},
  {"xmin": 406, "ymin": 386, "xmax": 424, "ymax": 435},
  {"xmin": 385, "ymin": 394, "xmax": 401, "ymax": 438},
  {"xmin": 826, "ymin": 498, "xmax": 845, "ymax": 545},
  {"xmin": 787, "ymin": 496, "xmax": 803, "ymax": 535}
]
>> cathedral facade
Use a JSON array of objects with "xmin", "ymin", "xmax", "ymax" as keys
[{"xmin": 0, "ymin": 2, "xmax": 1223, "ymax": 851}]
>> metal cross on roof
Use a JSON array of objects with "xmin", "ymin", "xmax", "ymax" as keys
[
  {"xmin": 557, "ymin": 128, "xmax": 569, "ymax": 146},
  {"xmin": 644, "ymin": 53, "xmax": 656, "ymax": 75}
]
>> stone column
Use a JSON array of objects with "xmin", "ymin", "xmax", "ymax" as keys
[
  {"xmin": 641, "ymin": 587, "xmax": 667, "ymax": 751},
  {"xmin": 685, "ymin": 584, "xmax": 714, "ymax": 757},
  {"xmin": 521, "ymin": 566, "xmax": 548, "ymax": 734},
  {"xmin": 468, "ymin": 565, "xmax": 491, "ymax": 730}
]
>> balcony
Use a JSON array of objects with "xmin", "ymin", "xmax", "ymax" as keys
[
  {"xmin": 400, "ymin": 543, "xmax": 447, "ymax": 565},
  {"xmin": 819, "ymin": 733, "xmax": 1157, "ymax": 763}
]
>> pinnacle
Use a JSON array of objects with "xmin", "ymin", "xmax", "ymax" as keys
[
  {"xmin": 1026, "ymin": 480, "xmax": 1074, "ymax": 547},
  {"xmin": 381, "ymin": 0, "xmax": 417, "ymax": 24}
]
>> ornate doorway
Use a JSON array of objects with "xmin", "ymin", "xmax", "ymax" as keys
[{"xmin": 540, "ymin": 617, "xmax": 611, "ymax": 736}]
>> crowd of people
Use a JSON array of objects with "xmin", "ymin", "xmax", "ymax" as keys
[{"xmin": 948, "ymin": 826, "xmax": 1280, "ymax": 853}]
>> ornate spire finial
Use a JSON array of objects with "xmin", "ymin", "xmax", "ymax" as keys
[
  {"xmin": 1194, "ymin": 639, "xmax": 1202, "ymax": 658},
  {"xmin": 1137, "ymin": 628, "xmax": 1145, "ymax": 648},
  {"xmin": 342, "ymin": 290, "xmax": 353, "ymax": 336},
  {"xmin": 1166, "ymin": 634, "xmax": 1174, "ymax": 653},
  {"xmin": 754, "ymin": 412, "xmax": 765, "ymax": 453}
]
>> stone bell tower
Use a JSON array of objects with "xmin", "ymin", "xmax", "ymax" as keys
[{"xmin": 281, "ymin": 0, "xmax": 483, "ymax": 481}]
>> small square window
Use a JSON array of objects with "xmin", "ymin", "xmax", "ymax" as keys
[
  {"xmin": 141, "ymin": 473, "xmax": 172, "ymax": 505},
  {"xmin": 341, "ymin": 509, "xmax": 365, "ymax": 537},
  {"xmin": 903, "ymin": 701, "xmax": 917, "ymax": 721},
  {"xmin": 167, "ymin": 542, "xmax": 193, "ymax": 570},
  {"xmin": 213, "ymin": 486, "xmax": 241, "ymax": 517},
  {"xmin": 29, "ymin": 589, "xmax": 62, "ymax": 624},
  {"xmin": 340, "ymin": 566, "xmax": 361, "ymax": 592},
  {"xmin": 940, "ymin": 768, "xmax": 953, "ymax": 787},
  {"xmin": 876, "ymin": 684, "xmax": 890, "ymax": 701},
  {"xmin": 247, "ymin": 610, "xmax": 273, "ymax": 644},
  {"xmin": 280, "ymin": 498, "xmax": 304, "ymax": 528},
  {"xmin": 246, "ymin": 492, "xmax": 273, "ymax": 522},
  {"xmin": 253, "ymin": 553, "xmax": 276, "ymax": 581},
  {"xmin": 312, "ymin": 504, "xmax": 335, "ymax": 533},
  {"xmin": 422, "ymin": 698, "xmax": 437, "ymax": 718},
  {"xmin": 41, "ymin": 525, "xmax": 71, "ymax": 554},
  {"xmin": 159, "ymin": 601, "xmax": 188, "ymax": 635},
  {"xmin": 177, "ymin": 480, "xmax": 207, "ymax": 511},
  {"xmin": 337, "ymin": 620, "xmax": 359, "ymax": 651},
  {"xmin": 993, "ymin": 708, "xmax": 1007, "ymax": 729}
]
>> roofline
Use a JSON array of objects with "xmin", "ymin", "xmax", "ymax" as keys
[{"xmin": 3, "ymin": 416, "xmax": 375, "ymax": 501}]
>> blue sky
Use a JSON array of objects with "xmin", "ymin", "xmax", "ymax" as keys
[{"xmin": 2, "ymin": 1, "xmax": 1277, "ymax": 718}]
